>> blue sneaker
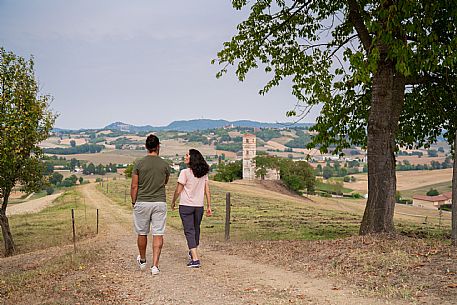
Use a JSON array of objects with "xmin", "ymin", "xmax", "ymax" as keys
[{"xmin": 187, "ymin": 260, "xmax": 201, "ymax": 268}]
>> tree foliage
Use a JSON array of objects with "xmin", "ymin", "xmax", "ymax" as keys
[
  {"xmin": 0, "ymin": 48, "xmax": 56, "ymax": 256},
  {"xmin": 213, "ymin": 160, "xmax": 243, "ymax": 182},
  {"xmin": 215, "ymin": 0, "xmax": 457, "ymax": 234}
]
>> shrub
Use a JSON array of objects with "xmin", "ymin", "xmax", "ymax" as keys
[{"xmin": 46, "ymin": 187, "xmax": 54, "ymax": 195}]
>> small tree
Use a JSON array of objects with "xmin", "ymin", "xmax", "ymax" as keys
[
  {"xmin": 426, "ymin": 189, "xmax": 439, "ymax": 196},
  {"xmin": 124, "ymin": 163, "xmax": 134, "ymax": 178},
  {"xmin": 70, "ymin": 140, "xmax": 76, "ymax": 148},
  {"xmin": 0, "ymin": 48, "xmax": 56, "ymax": 256}
]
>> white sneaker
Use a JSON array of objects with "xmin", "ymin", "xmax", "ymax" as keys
[
  {"xmin": 136, "ymin": 255, "xmax": 147, "ymax": 271},
  {"xmin": 151, "ymin": 266, "xmax": 160, "ymax": 275}
]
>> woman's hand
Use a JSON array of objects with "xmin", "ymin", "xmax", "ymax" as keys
[
  {"xmin": 206, "ymin": 207, "xmax": 212, "ymax": 217},
  {"xmin": 171, "ymin": 202, "xmax": 176, "ymax": 211}
]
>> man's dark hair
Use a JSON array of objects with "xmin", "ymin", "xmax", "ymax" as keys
[
  {"xmin": 145, "ymin": 134, "xmax": 160, "ymax": 152},
  {"xmin": 188, "ymin": 149, "xmax": 209, "ymax": 178}
]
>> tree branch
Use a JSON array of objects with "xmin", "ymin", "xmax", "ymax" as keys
[{"xmin": 347, "ymin": 0, "xmax": 371, "ymax": 52}]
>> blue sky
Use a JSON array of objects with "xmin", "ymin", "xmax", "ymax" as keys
[{"xmin": 0, "ymin": 0, "xmax": 321, "ymax": 129}]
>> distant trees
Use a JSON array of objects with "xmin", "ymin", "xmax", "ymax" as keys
[
  {"xmin": 0, "ymin": 48, "xmax": 56, "ymax": 256},
  {"xmin": 213, "ymin": 161, "xmax": 242, "ymax": 182},
  {"xmin": 43, "ymin": 144, "xmax": 104, "ymax": 155},
  {"xmin": 81, "ymin": 162, "xmax": 117, "ymax": 175},
  {"xmin": 254, "ymin": 156, "xmax": 315, "ymax": 194},
  {"xmin": 70, "ymin": 140, "xmax": 76, "ymax": 147}
]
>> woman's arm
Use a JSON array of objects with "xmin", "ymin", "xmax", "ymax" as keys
[
  {"xmin": 171, "ymin": 183, "xmax": 184, "ymax": 210},
  {"xmin": 205, "ymin": 180, "xmax": 212, "ymax": 216}
]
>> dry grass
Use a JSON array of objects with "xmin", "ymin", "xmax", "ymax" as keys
[
  {"xmin": 346, "ymin": 168, "xmax": 453, "ymax": 193},
  {"xmin": 0, "ymin": 189, "xmax": 97, "ymax": 257},
  {"xmin": 210, "ymin": 235, "xmax": 457, "ymax": 303}
]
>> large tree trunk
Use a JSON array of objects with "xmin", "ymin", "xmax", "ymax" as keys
[
  {"xmin": 360, "ymin": 58, "xmax": 405, "ymax": 235},
  {"xmin": 0, "ymin": 192, "xmax": 15, "ymax": 256},
  {"xmin": 452, "ymin": 132, "xmax": 457, "ymax": 246}
]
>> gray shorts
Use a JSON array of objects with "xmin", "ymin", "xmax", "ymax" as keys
[{"xmin": 133, "ymin": 202, "xmax": 167, "ymax": 235}]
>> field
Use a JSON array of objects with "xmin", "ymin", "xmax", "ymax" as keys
[
  {"xmin": 98, "ymin": 176, "xmax": 450, "ymax": 242},
  {"xmin": 346, "ymin": 168, "xmax": 453, "ymax": 195},
  {"xmin": 0, "ymin": 189, "xmax": 97, "ymax": 255}
]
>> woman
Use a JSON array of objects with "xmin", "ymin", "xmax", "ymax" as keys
[{"xmin": 171, "ymin": 149, "xmax": 212, "ymax": 268}]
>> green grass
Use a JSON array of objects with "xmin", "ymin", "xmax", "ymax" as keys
[
  {"xmin": 100, "ymin": 178, "xmax": 361, "ymax": 241},
  {"xmin": 1, "ymin": 189, "xmax": 98, "ymax": 256},
  {"xmin": 97, "ymin": 178, "xmax": 451, "ymax": 242},
  {"xmin": 315, "ymin": 180, "xmax": 353, "ymax": 194},
  {"xmin": 400, "ymin": 181, "xmax": 452, "ymax": 199}
]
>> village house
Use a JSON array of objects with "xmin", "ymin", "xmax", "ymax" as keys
[{"xmin": 412, "ymin": 192, "xmax": 452, "ymax": 209}]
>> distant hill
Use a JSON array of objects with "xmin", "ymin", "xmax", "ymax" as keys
[
  {"xmin": 103, "ymin": 122, "xmax": 155, "ymax": 133},
  {"xmin": 53, "ymin": 119, "xmax": 314, "ymax": 133},
  {"xmin": 156, "ymin": 119, "xmax": 313, "ymax": 131}
]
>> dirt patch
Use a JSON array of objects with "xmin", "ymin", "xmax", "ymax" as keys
[{"xmin": 209, "ymin": 234, "xmax": 457, "ymax": 304}]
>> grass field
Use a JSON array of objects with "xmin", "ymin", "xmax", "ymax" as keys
[
  {"xmin": 97, "ymin": 177, "xmax": 450, "ymax": 242},
  {"xmin": 0, "ymin": 189, "xmax": 97, "ymax": 256},
  {"xmin": 400, "ymin": 181, "xmax": 453, "ymax": 199},
  {"xmin": 347, "ymin": 168, "xmax": 453, "ymax": 194}
]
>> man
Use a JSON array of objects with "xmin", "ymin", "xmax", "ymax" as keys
[{"xmin": 131, "ymin": 134, "xmax": 170, "ymax": 275}]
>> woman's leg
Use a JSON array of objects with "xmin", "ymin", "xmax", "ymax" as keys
[
  {"xmin": 194, "ymin": 207, "xmax": 204, "ymax": 248},
  {"xmin": 179, "ymin": 206, "xmax": 197, "ymax": 250}
]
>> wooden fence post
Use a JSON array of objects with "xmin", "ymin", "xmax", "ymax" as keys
[
  {"xmin": 96, "ymin": 209, "xmax": 99, "ymax": 234},
  {"xmin": 71, "ymin": 209, "xmax": 76, "ymax": 252},
  {"xmin": 225, "ymin": 192, "xmax": 231, "ymax": 241}
]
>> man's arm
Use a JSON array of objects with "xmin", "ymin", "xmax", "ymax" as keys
[{"xmin": 131, "ymin": 174, "xmax": 139, "ymax": 205}]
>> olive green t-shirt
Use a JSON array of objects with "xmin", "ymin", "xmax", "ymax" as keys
[{"xmin": 133, "ymin": 155, "xmax": 170, "ymax": 202}]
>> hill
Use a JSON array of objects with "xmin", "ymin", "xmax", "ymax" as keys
[{"xmin": 53, "ymin": 119, "xmax": 314, "ymax": 133}]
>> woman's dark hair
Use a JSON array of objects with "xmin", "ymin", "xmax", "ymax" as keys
[{"xmin": 188, "ymin": 149, "xmax": 209, "ymax": 178}]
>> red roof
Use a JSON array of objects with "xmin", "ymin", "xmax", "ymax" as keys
[{"xmin": 412, "ymin": 194, "xmax": 450, "ymax": 202}]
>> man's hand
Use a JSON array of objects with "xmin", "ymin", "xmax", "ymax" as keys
[
  {"xmin": 206, "ymin": 207, "xmax": 212, "ymax": 217},
  {"xmin": 171, "ymin": 202, "xmax": 176, "ymax": 210}
]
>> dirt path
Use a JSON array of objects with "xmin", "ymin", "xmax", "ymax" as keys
[
  {"xmin": 3, "ymin": 183, "xmax": 408, "ymax": 304},
  {"xmin": 6, "ymin": 192, "xmax": 63, "ymax": 216}
]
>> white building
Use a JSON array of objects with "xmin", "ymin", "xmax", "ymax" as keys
[{"xmin": 242, "ymin": 134, "xmax": 256, "ymax": 180}]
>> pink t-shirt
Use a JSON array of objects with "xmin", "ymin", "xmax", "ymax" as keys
[{"xmin": 177, "ymin": 168, "xmax": 208, "ymax": 207}]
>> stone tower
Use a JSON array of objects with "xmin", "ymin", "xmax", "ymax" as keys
[{"xmin": 242, "ymin": 134, "xmax": 256, "ymax": 180}]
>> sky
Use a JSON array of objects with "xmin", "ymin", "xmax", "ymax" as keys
[{"xmin": 0, "ymin": 0, "xmax": 321, "ymax": 129}]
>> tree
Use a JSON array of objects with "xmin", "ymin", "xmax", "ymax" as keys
[
  {"xmin": 215, "ymin": 1, "xmax": 456, "ymax": 234},
  {"xmin": 49, "ymin": 172, "xmax": 64, "ymax": 186},
  {"xmin": 214, "ymin": 161, "xmax": 243, "ymax": 182},
  {"xmin": 70, "ymin": 140, "xmax": 76, "ymax": 148},
  {"xmin": 279, "ymin": 159, "xmax": 316, "ymax": 194},
  {"xmin": 0, "ymin": 48, "xmax": 56, "ymax": 256},
  {"xmin": 124, "ymin": 163, "xmax": 134, "ymax": 178},
  {"xmin": 426, "ymin": 188, "xmax": 440, "ymax": 196},
  {"xmin": 322, "ymin": 166, "xmax": 333, "ymax": 180}
]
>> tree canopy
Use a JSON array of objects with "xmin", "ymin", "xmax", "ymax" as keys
[
  {"xmin": 215, "ymin": 0, "xmax": 457, "ymax": 234},
  {"xmin": 0, "ymin": 48, "xmax": 56, "ymax": 256}
]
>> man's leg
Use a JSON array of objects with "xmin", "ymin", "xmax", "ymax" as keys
[
  {"xmin": 137, "ymin": 235, "xmax": 147, "ymax": 260},
  {"xmin": 152, "ymin": 235, "xmax": 163, "ymax": 267}
]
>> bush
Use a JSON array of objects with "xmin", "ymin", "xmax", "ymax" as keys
[
  {"xmin": 426, "ymin": 188, "xmax": 439, "ymax": 196},
  {"xmin": 46, "ymin": 187, "xmax": 54, "ymax": 195},
  {"xmin": 95, "ymin": 178, "xmax": 103, "ymax": 182},
  {"xmin": 351, "ymin": 193, "xmax": 363, "ymax": 198}
]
